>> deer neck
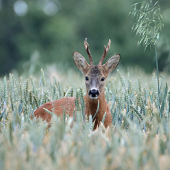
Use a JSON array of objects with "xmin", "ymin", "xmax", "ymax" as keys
[{"xmin": 85, "ymin": 91, "xmax": 107, "ymax": 117}]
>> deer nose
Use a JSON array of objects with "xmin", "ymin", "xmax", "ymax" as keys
[{"xmin": 89, "ymin": 89, "xmax": 99, "ymax": 98}]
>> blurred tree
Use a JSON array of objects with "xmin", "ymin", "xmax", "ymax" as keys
[
  {"xmin": 0, "ymin": 0, "xmax": 170, "ymax": 75},
  {"xmin": 0, "ymin": 0, "xmax": 23, "ymax": 75}
]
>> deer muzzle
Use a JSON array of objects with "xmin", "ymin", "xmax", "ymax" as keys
[{"xmin": 88, "ymin": 88, "xmax": 99, "ymax": 99}]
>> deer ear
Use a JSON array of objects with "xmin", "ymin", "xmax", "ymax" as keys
[
  {"xmin": 103, "ymin": 54, "xmax": 121, "ymax": 74},
  {"xmin": 73, "ymin": 51, "xmax": 90, "ymax": 74}
]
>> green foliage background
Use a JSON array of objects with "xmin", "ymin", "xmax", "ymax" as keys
[{"xmin": 1, "ymin": 0, "xmax": 170, "ymax": 76}]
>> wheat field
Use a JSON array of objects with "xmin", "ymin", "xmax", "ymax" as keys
[{"xmin": 0, "ymin": 67, "xmax": 170, "ymax": 170}]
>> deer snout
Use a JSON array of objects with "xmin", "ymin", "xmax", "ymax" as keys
[{"xmin": 89, "ymin": 89, "xmax": 99, "ymax": 99}]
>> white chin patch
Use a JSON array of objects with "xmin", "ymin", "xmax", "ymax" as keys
[{"xmin": 89, "ymin": 95, "xmax": 98, "ymax": 99}]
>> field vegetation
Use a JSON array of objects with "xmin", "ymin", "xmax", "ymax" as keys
[{"xmin": 0, "ymin": 67, "xmax": 170, "ymax": 170}]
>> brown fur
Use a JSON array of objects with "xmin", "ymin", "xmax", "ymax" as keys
[
  {"xmin": 34, "ymin": 94, "xmax": 112, "ymax": 130},
  {"xmin": 34, "ymin": 97, "xmax": 76, "ymax": 122},
  {"xmin": 85, "ymin": 91, "xmax": 112, "ymax": 130}
]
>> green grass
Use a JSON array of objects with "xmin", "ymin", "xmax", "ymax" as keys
[{"xmin": 0, "ymin": 67, "xmax": 170, "ymax": 170}]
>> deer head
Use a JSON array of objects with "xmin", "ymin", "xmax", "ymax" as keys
[{"xmin": 73, "ymin": 38, "xmax": 120, "ymax": 99}]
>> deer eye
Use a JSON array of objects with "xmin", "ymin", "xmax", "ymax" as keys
[
  {"xmin": 101, "ymin": 77, "xmax": 105, "ymax": 81},
  {"xmin": 85, "ymin": 76, "xmax": 89, "ymax": 81}
]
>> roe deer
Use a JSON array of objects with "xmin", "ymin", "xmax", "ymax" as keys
[{"xmin": 34, "ymin": 38, "xmax": 121, "ymax": 130}]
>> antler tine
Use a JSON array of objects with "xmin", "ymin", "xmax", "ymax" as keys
[
  {"xmin": 84, "ymin": 38, "xmax": 94, "ymax": 65},
  {"xmin": 98, "ymin": 39, "xmax": 111, "ymax": 66}
]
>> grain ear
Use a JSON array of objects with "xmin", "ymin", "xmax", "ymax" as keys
[
  {"xmin": 103, "ymin": 54, "xmax": 121, "ymax": 74},
  {"xmin": 73, "ymin": 51, "xmax": 89, "ymax": 74}
]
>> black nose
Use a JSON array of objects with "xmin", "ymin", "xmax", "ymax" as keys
[{"xmin": 89, "ymin": 89, "xmax": 99, "ymax": 98}]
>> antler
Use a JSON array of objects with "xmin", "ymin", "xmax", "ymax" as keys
[
  {"xmin": 84, "ymin": 38, "xmax": 94, "ymax": 66},
  {"xmin": 98, "ymin": 39, "xmax": 111, "ymax": 66}
]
